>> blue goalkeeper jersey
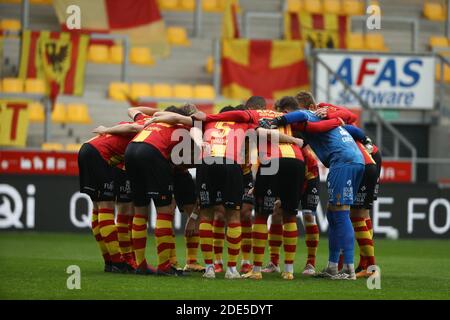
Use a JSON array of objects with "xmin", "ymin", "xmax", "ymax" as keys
[{"xmin": 284, "ymin": 110, "xmax": 364, "ymax": 168}]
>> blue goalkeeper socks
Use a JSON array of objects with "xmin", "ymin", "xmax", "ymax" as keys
[{"xmin": 327, "ymin": 209, "xmax": 355, "ymax": 264}]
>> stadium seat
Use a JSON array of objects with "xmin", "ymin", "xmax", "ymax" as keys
[
  {"xmin": 130, "ymin": 83, "xmax": 152, "ymax": 99},
  {"xmin": 109, "ymin": 45, "xmax": 123, "ymax": 64},
  {"xmin": 423, "ymin": 2, "xmax": 446, "ymax": 21},
  {"xmin": 342, "ymin": 0, "xmax": 365, "ymax": 16},
  {"xmin": 51, "ymin": 103, "xmax": 67, "ymax": 123},
  {"xmin": 365, "ymin": 33, "xmax": 388, "ymax": 51},
  {"xmin": 109, "ymin": 82, "xmax": 130, "ymax": 101},
  {"xmin": 180, "ymin": 0, "xmax": 195, "ymax": 11},
  {"xmin": 435, "ymin": 63, "xmax": 450, "ymax": 82},
  {"xmin": 173, "ymin": 84, "xmax": 194, "ymax": 99},
  {"xmin": 159, "ymin": 0, "xmax": 179, "ymax": 10},
  {"xmin": 65, "ymin": 143, "xmax": 82, "ymax": 152},
  {"xmin": 152, "ymin": 83, "xmax": 173, "ymax": 98},
  {"xmin": 88, "ymin": 45, "xmax": 109, "ymax": 63},
  {"xmin": 429, "ymin": 36, "xmax": 449, "ymax": 50},
  {"xmin": 323, "ymin": 0, "xmax": 341, "ymax": 14},
  {"xmin": 41, "ymin": 142, "xmax": 64, "ymax": 151},
  {"xmin": 304, "ymin": 0, "xmax": 322, "ymax": 14},
  {"xmin": 2, "ymin": 78, "xmax": 23, "ymax": 93},
  {"xmin": 24, "ymin": 78, "xmax": 46, "ymax": 94},
  {"xmin": 206, "ymin": 56, "xmax": 214, "ymax": 74},
  {"xmin": 286, "ymin": 0, "xmax": 303, "ymax": 13},
  {"xmin": 129, "ymin": 47, "xmax": 154, "ymax": 65},
  {"xmin": 194, "ymin": 85, "xmax": 216, "ymax": 100},
  {"xmin": 346, "ymin": 33, "xmax": 365, "ymax": 50},
  {"xmin": 202, "ymin": 0, "xmax": 220, "ymax": 12},
  {"xmin": 28, "ymin": 102, "xmax": 45, "ymax": 123},
  {"xmin": 0, "ymin": 19, "xmax": 21, "ymax": 31},
  {"xmin": 66, "ymin": 103, "xmax": 92, "ymax": 124},
  {"xmin": 167, "ymin": 27, "xmax": 191, "ymax": 46}
]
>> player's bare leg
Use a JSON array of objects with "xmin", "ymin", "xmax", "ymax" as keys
[{"xmin": 224, "ymin": 208, "xmax": 242, "ymax": 279}]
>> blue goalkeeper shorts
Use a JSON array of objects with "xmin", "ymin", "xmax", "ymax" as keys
[{"xmin": 327, "ymin": 163, "xmax": 365, "ymax": 206}]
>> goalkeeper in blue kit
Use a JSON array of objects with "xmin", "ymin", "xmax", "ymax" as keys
[{"xmin": 263, "ymin": 92, "xmax": 365, "ymax": 280}]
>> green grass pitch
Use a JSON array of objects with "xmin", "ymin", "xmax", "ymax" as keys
[{"xmin": 0, "ymin": 232, "xmax": 449, "ymax": 300}]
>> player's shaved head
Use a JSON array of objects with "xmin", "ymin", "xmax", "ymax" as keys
[
  {"xmin": 295, "ymin": 91, "xmax": 317, "ymax": 110},
  {"xmin": 245, "ymin": 96, "xmax": 266, "ymax": 110},
  {"xmin": 275, "ymin": 96, "xmax": 299, "ymax": 113}
]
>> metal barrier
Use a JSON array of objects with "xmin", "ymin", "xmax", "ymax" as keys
[{"xmin": 312, "ymin": 49, "xmax": 418, "ymax": 182}]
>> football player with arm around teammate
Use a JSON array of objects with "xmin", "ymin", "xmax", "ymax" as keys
[
  {"xmin": 264, "ymin": 91, "xmax": 365, "ymax": 280},
  {"xmin": 78, "ymin": 116, "xmax": 145, "ymax": 273}
]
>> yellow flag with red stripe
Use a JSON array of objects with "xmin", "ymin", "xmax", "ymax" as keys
[
  {"xmin": 221, "ymin": 39, "xmax": 309, "ymax": 100},
  {"xmin": 222, "ymin": 0, "xmax": 240, "ymax": 39},
  {"xmin": 0, "ymin": 100, "xmax": 30, "ymax": 147},
  {"xmin": 285, "ymin": 12, "xmax": 349, "ymax": 49}
]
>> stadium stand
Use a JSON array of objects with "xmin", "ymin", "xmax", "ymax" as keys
[
  {"xmin": 423, "ymin": 1, "xmax": 447, "ymax": 21},
  {"xmin": 28, "ymin": 102, "xmax": 45, "ymax": 122},
  {"xmin": 2, "ymin": 77, "xmax": 23, "ymax": 93}
]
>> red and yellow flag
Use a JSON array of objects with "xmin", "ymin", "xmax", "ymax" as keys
[
  {"xmin": 0, "ymin": 100, "xmax": 30, "ymax": 147},
  {"xmin": 285, "ymin": 12, "xmax": 349, "ymax": 49},
  {"xmin": 53, "ymin": 0, "xmax": 169, "ymax": 57},
  {"xmin": 19, "ymin": 30, "xmax": 89, "ymax": 96},
  {"xmin": 221, "ymin": 39, "xmax": 309, "ymax": 100},
  {"xmin": 222, "ymin": 0, "xmax": 240, "ymax": 39}
]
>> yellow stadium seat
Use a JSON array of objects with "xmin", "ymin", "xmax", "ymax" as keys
[
  {"xmin": 202, "ymin": 0, "xmax": 220, "ymax": 12},
  {"xmin": 130, "ymin": 47, "xmax": 155, "ymax": 65},
  {"xmin": 28, "ymin": 102, "xmax": 45, "ymax": 123},
  {"xmin": 65, "ymin": 143, "xmax": 82, "ymax": 152},
  {"xmin": 304, "ymin": 0, "xmax": 322, "ymax": 14},
  {"xmin": 342, "ymin": 0, "xmax": 365, "ymax": 16},
  {"xmin": 109, "ymin": 45, "xmax": 123, "ymax": 64},
  {"xmin": 286, "ymin": 0, "xmax": 303, "ymax": 13},
  {"xmin": 42, "ymin": 142, "xmax": 64, "ymax": 151},
  {"xmin": 346, "ymin": 33, "xmax": 365, "ymax": 50},
  {"xmin": 88, "ymin": 45, "xmax": 109, "ymax": 63},
  {"xmin": 130, "ymin": 83, "xmax": 152, "ymax": 99},
  {"xmin": 109, "ymin": 82, "xmax": 130, "ymax": 101},
  {"xmin": 167, "ymin": 27, "xmax": 191, "ymax": 46},
  {"xmin": 2, "ymin": 78, "xmax": 23, "ymax": 93},
  {"xmin": 0, "ymin": 19, "xmax": 21, "ymax": 31},
  {"xmin": 423, "ymin": 2, "xmax": 446, "ymax": 21},
  {"xmin": 365, "ymin": 33, "xmax": 388, "ymax": 51},
  {"xmin": 66, "ymin": 103, "xmax": 92, "ymax": 124},
  {"xmin": 152, "ymin": 83, "xmax": 173, "ymax": 98},
  {"xmin": 24, "ymin": 78, "xmax": 46, "ymax": 94},
  {"xmin": 324, "ymin": 0, "xmax": 341, "ymax": 14},
  {"xmin": 51, "ymin": 103, "xmax": 66, "ymax": 123},
  {"xmin": 206, "ymin": 56, "xmax": 214, "ymax": 74},
  {"xmin": 180, "ymin": 0, "xmax": 195, "ymax": 11},
  {"xmin": 435, "ymin": 63, "xmax": 450, "ymax": 82},
  {"xmin": 429, "ymin": 36, "xmax": 449, "ymax": 49},
  {"xmin": 194, "ymin": 85, "xmax": 215, "ymax": 100},
  {"xmin": 159, "ymin": 0, "xmax": 179, "ymax": 10},
  {"xmin": 173, "ymin": 84, "xmax": 194, "ymax": 99}
]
